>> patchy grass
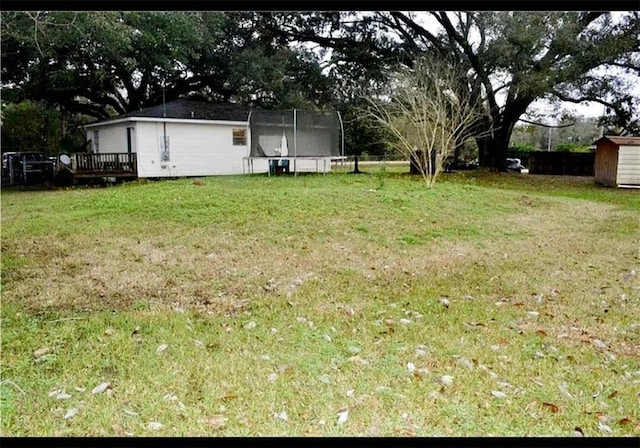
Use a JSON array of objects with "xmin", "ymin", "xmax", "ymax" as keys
[{"xmin": 1, "ymin": 169, "xmax": 639, "ymax": 436}]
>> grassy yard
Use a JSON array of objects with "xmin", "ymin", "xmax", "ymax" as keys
[{"xmin": 1, "ymin": 168, "xmax": 639, "ymax": 436}]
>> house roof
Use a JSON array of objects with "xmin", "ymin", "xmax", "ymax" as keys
[
  {"xmin": 596, "ymin": 135, "xmax": 640, "ymax": 146},
  {"xmin": 122, "ymin": 99, "xmax": 251, "ymax": 121}
]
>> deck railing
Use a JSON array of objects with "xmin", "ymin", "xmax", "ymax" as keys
[{"xmin": 69, "ymin": 152, "xmax": 137, "ymax": 176}]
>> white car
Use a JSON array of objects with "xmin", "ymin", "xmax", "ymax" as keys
[{"xmin": 506, "ymin": 158, "xmax": 525, "ymax": 173}]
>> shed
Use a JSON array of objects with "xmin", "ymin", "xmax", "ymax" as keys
[
  {"xmin": 594, "ymin": 135, "xmax": 640, "ymax": 188},
  {"xmin": 80, "ymin": 99, "xmax": 344, "ymax": 179}
]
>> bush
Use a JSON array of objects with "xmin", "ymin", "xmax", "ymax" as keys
[
  {"xmin": 554, "ymin": 142, "xmax": 591, "ymax": 152},
  {"xmin": 509, "ymin": 143, "xmax": 536, "ymax": 153}
]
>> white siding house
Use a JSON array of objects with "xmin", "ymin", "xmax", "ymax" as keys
[
  {"xmin": 81, "ymin": 100, "xmax": 343, "ymax": 178},
  {"xmin": 82, "ymin": 100, "xmax": 252, "ymax": 178}
]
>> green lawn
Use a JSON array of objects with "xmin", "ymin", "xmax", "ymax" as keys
[{"xmin": 1, "ymin": 169, "xmax": 639, "ymax": 436}]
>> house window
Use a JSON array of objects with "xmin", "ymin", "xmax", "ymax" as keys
[
  {"xmin": 232, "ymin": 128, "xmax": 247, "ymax": 146},
  {"xmin": 93, "ymin": 130, "xmax": 99, "ymax": 152}
]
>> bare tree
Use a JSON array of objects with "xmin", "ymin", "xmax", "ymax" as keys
[{"xmin": 363, "ymin": 57, "xmax": 484, "ymax": 187}]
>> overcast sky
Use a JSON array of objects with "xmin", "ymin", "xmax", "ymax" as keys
[{"xmin": 408, "ymin": 11, "xmax": 638, "ymax": 124}]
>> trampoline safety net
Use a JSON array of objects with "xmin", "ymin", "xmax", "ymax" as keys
[{"xmin": 249, "ymin": 110, "xmax": 342, "ymax": 158}]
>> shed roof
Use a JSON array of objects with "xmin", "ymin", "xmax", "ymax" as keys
[{"xmin": 596, "ymin": 135, "xmax": 640, "ymax": 146}]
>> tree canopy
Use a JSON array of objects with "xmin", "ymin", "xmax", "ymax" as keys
[
  {"xmin": 1, "ymin": 11, "xmax": 333, "ymax": 119},
  {"xmin": 261, "ymin": 11, "xmax": 640, "ymax": 168},
  {"xmin": 2, "ymin": 11, "xmax": 638, "ymax": 168}
]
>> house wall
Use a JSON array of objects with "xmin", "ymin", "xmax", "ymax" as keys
[
  {"xmin": 86, "ymin": 123, "xmax": 132, "ymax": 154},
  {"xmin": 88, "ymin": 120, "xmax": 250, "ymax": 178},
  {"xmin": 84, "ymin": 118, "xmax": 334, "ymax": 178},
  {"xmin": 617, "ymin": 145, "xmax": 640, "ymax": 187},
  {"xmin": 594, "ymin": 140, "xmax": 619, "ymax": 187},
  {"xmin": 145, "ymin": 121, "xmax": 248, "ymax": 177}
]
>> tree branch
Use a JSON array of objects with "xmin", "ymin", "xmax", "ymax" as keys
[
  {"xmin": 432, "ymin": 12, "xmax": 499, "ymax": 118},
  {"xmin": 388, "ymin": 12, "xmax": 447, "ymax": 55},
  {"xmin": 550, "ymin": 88, "xmax": 623, "ymax": 112}
]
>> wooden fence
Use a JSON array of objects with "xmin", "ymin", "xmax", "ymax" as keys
[{"xmin": 528, "ymin": 151, "xmax": 595, "ymax": 176}]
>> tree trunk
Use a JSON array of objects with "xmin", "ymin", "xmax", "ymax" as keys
[
  {"xmin": 351, "ymin": 155, "xmax": 363, "ymax": 174},
  {"xmin": 476, "ymin": 131, "xmax": 510, "ymax": 171},
  {"xmin": 476, "ymin": 102, "xmax": 528, "ymax": 171}
]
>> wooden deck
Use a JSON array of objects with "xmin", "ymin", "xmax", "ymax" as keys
[{"xmin": 64, "ymin": 153, "xmax": 138, "ymax": 181}]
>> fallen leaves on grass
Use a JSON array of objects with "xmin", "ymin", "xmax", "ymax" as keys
[
  {"xmin": 147, "ymin": 421, "xmax": 163, "ymax": 431},
  {"xmin": 337, "ymin": 408, "xmax": 349, "ymax": 425},
  {"xmin": 558, "ymin": 381, "xmax": 574, "ymax": 399},
  {"xmin": 34, "ymin": 354, "xmax": 53, "ymax": 364},
  {"xmin": 204, "ymin": 414, "xmax": 228, "ymax": 430},
  {"xmin": 33, "ymin": 347, "xmax": 52, "ymax": 358},
  {"xmin": 163, "ymin": 393, "xmax": 178, "ymax": 402},
  {"xmin": 156, "ymin": 344, "xmax": 169, "ymax": 354},
  {"xmin": 267, "ymin": 373, "xmax": 278, "ymax": 382},
  {"xmin": 349, "ymin": 355, "xmax": 370, "ymax": 366},
  {"xmin": 597, "ymin": 420, "xmax": 613, "ymax": 433},
  {"xmin": 542, "ymin": 402, "xmax": 560, "ymax": 413},
  {"xmin": 273, "ymin": 410, "xmax": 288, "ymax": 421},
  {"xmin": 92, "ymin": 382, "xmax": 111, "ymax": 395},
  {"xmin": 217, "ymin": 393, "xmax": 238, "ymax": 402},
  {"xmin": 64, "ymin": 408, "xmax": 79, "ymax": 419},
  {"xmin": 592, "ymin": 339, "xmax": 608, "ymax": 350},
  {"xmin": 491, "ymin": 390, "xmax": 507, "ymax": 399},
  {"xmin": 394, "ymin": 426, "xmax": 417, "ymax": 436},
  {"xmin": 455, "ymin": 356, "xmax": 474, "ymax": 370}
]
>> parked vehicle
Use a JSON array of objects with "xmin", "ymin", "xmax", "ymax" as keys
[
  {"xmin": 2, "ymin": 151, "xmax": 56, "ymax": 185},
  {"xmin": 443, "ymin": 157, "xmax": 479, "ymax": 173},
  {"xmin": 505, "ymin": 157, "xmax": 525, "ymax": 173}
]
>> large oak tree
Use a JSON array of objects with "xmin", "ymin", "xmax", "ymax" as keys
[
  {"xmin": 1, "ymin": 11, "xmax": 333, "ymax": 120},
  {"xmin": 262, "ymin": 11, "xmax": 640, "ymax": 169}
]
